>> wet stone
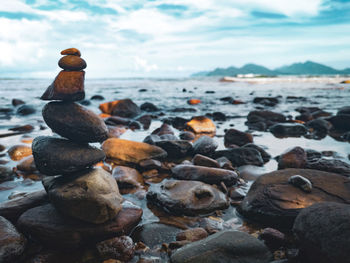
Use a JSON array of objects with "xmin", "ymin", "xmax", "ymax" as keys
[
  {"xmin": 238, "ymin": 168, "xmax": 350, "ymax": 228},
  {"xmin": 8, "ymin": 144, "xmax": 32, "ymax": 161},
  {"xmin": 192, "ymin": 135, "xmax": 218, "ymax": 156},
  {"xmin": 140, "ymin": 102, "xmax": 159, "ymax": 112},
  {"xmin": 91, "ymin": 94, "xmax": 105, "ymax": 100},
  {"xmin": 12, "ymin": 98, "xmax": 25, "ymax": 106},
  {"xmin": 131, "ymin": 222, "xmax": 182, "ymax": 248},
  {"xmin": 16, "ymin": 155, "xmax": 36, "ymax": 172},
  {"xmin": 58, "ymin": 55, "xmax": 87, "ymax": 71},
  {"xmin": 41, "ymin": 70, "xmax": 85, "ymax": 101},
  {"xmin": 147, "ymin": 179, "xmax": 229, "ymax": 216},
  {"xmin": 224, "ymin": 128, "xmax": 253, "ymax": 147},
  {"xmin": 293, "ymin": 202, "xmax": 350, "ymax": 263},
  {"xmin": 17, "ymin": 202, "xmax": 142, "ymax": 250},
  {"xmin": 0, "ymin": 190, "xmax": 48, "ymax": 223},
  {"xmin": 43, "ymin": 101, "xmax": 108, "ymax": 143},
  {"xmin": 278, "ymin": 146, "xmax": 307, "ymax": 169},
  {"xmin": 32, "ymin": 136, "xmax": 105, "ymax": 176},
  {"xmin": 192, "ymin": 154, "xmax": 220, "ymax": 168},
  {"xmin": 171, "ymin": 164, "xmax": 237, "ymax": 186},
  {"xmin": 155, "ymin": 140, "xmax": 192, "ymax": 158},
  {"xmin": 171, "ymin": 230, "xmax": 272, "ymax": 263},
  {"xmin": 258, "ymin": 228, "xmax": 286, "ymax": 250},
  {"xmin": 246, "ymin": 110, "xmax": 286, "ymax": 131},
  {"xmin": 305, "ymin": 158, "xmax": 350, "ymax": 177},
  {"xmin": 43, "ymin": 168, "xmax": 123, "ymax": 224},
  {"xmin": 0, "ymin": 216, "xmax": 27, "ymax": 263},
  {"xmin": 242, "ymin": 143, "xmax": 271, "ymax": 163},
  {"xmin": 253, "ymin": 97, "xmax": 279, "ymax": 107},
  {"xmin": 186, "ymin": 116, "xmax": 216, "ymax": 134},
  {"xmin": 269, "ymin": 123, "xmax": 308, "ymax": 137},
  {"xmin": 179, "ymin": 131, "xmax": 196, "ymax": 140},
  {"xmin": 288, "ymin": 175, "xmax": 312, "ymax": 193},
  {"xmin": 96, "ymin": 236, "xmax": 134, "ymax": 262},
  {"xmin": 102, "ymin": 138, "xmax": 167, "ymax": 165},
  {"xmin": 214, "ymin": 147, "xmax": 264, "ymax": 167},
  {"xmin": 0, "ymin": 165, "xmax": 15, "ymax": 183},
  {"xmin": 16, "ymin": 105, "xmax": 36, "ymax": 116},
  {"xmin": 112, "ymin": 166, "xmax": 144, "ymax": 190},
  {"xmin": 109, "ymin": 99, "xmax": 141, "ymax": 118}
]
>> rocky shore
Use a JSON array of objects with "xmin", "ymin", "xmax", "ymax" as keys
[{"xmin": 0, "ymin": 49, "xmax": 350, "ymax": 263}]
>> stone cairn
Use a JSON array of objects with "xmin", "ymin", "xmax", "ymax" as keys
[{"xmin": 31, "ymin": 48, "xmax": 124, "ymax": 224}]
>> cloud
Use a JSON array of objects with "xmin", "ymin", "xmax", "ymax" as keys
[
  {"xmin": 0, "ymin": 0, "xmax": 349, "ymax": 77},
  {"xmin": 133, "ymin": 56, "xmax": 158, "ymax": 72}
]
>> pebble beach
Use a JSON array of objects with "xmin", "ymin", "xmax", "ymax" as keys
[{"xmin": 0, "ymin": 48, "xmax": 350, "ymax": 263}]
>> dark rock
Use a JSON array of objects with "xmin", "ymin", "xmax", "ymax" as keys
[
  {"xmin": 78, "ymin": 99, "xmax": 90, "ymax": 106},
  {"xmin": 0, "ymin": 216, "xmax": 26, "ymax": 263},
  {"xmin": 139, "ymin": 159, "xmax": 162, "ymax": 170},
  {"xmin": 214, "ymin": 147, "xmax": 264, "ymax": 167},
  {"xmin": 172, "ymin": 107, "xmax": 197, "ymax": 112},
  {"xmin": 212, "ymin": 112, "xmax": 226, "ymax": 121},
  {"xmin": 242, "ymin": 143, "xmax": 271, "ymax": 163},
  {"xmin": 105, "ymin": 115, "xmax": 132, "ymax": 126},
  {"xmin": 143, "ymin": 134, "xmax": 161, "ymax": 145},
  {"xmin": 327, "ymin": 114, "xmax": 350, "ymax": 131},
  {"xmin": 176, "ymin": 227, "xmax": 208, "ymax": 242},
  {"xmin": 137, "ymin": 114, "xmax": 152, "ymax": 129},
  {"xmin": 170, "ymin": 117, "xmax": 189, "ymax": 130},
  {"xmin": 258, "ymin": 228, "xmax": 285, "ymax": 250},
  {"xmin": 246, "ymin": 110, "xmax": 286, "ymax": 131},
  {"xmin": 152, "ymin": 123, "xmax": 174, "ymax": 136},
  {"xmin": 305, "ymin": 149, "xmax": 322, "ymax": 161},
  {"xmin": 337, "ymin": 106, "xmax": 350, "ymax": 115},
  {"xmin": 172, "ymin": 164, "xmax": 237, "ymax": 186},
  {"xmin": 9, "ymin": 124, "xmax": 34, "ymax": 132},
  {"xmin": 102, "ymin": 138, "xmax": 167, "ymax": 165},
  {"xmin": 224, "ymin": 129, "xmax": 253, "ymax": 147},
  {"xmin": 192, "ymin": 154, "xmax": 220, "ymax": 168},
  {"xmin": 0, "ymin": 190, "xmax": 48, "ymax": 223},
  {"xmin": 139, "ymin": 88, "xmax": 147, "ymax": 92},
  {"xmin": 306, "ymin": 118, "xmax": 331, "ymax": 134},
  {"xmin": 112, "ymin": 166, "xmax": 144, "ymax": 190},
  {"xmin": 270, "ymin": 123, "xmax": 308, "ymax": 137},
  {"xmin": 140, "ymin": 102, "xmax": 159, "ymax": 112},
  {"xmin": 192, "ymin": 135, "xmax": 218, "ymax": 156},
  {"xmin": 147, "ymin": 179, "xmax": 229, "ymax": 216},
  {"xmin": 179, "ymin": 131, "xmax": 196, "ymax": 141},
  {"xmin": 12, "ymin": 99, "xmax": 25, "ymax": 106},
  {"xmin": 111, "ymin": 99, "xmax": 141, "ymax": 118},
  {"xmin": 296, "ymin": 106, "xmax": 321, "ymax": 114},
  {"xmin": 32, "ymin": 136, "xmax": 105, "ymax": 175},
  {"xmin": 288, "ymin": 175, "xmax": 312, "ymax": 192},
  {"xmin": 305, "ymin": 158, "xmax": 350, "ymax": 177},
  {"xmin": 16, "ymin": 105, "xmax": 36, "ymax": 116},
  {"xmin": 278, "ymin": 147, "xmax": 307, "ymax": 169},
  {"xmin": 155, "ymin": 140, "xmax": 192, "ymax": 158},
  {"xmin": 253, "ymin": 97, "xmax": 279, "ymax": 107},
  {"xmin": 43, "ymin": 168, "xmax": 123, "ymax": 224},
  {"xmin": 293, "ymin": 202, "xmax": 350, "ymax": 263},
  {"xmin": 90, "ymin": 95, "xmax": 105, "ymax": 100},
  {"xmin": 96, "ymin": 236, "xmax": 134, "ymax": 262},
  {"xmin": 220, "ymin": 96, "xmax": 234, "ymax": 103},
  {"xmin": 0, "ymin": 165, "xmax": 15, "ymax": 183},
  {"xmin": 17, "ymin": 202, "xmax": 142, "ymax": 250},
  {"xmin": 131, "ymin": 222, "xmax": 181, "ymax": 248},
  {"xmin": 41, "ymin": 70, "xmax": 85, "ymax": 101},
  {"xmin": 43, "ymin": 101, "xmax": 108, "ymax": 143},
  {"xmin": 216, "ymin": 157, "xmax": 234, "ymax": 170},
  {"xmin": 238, "ymin": 168, "xmax": 350, "ymax": 228},
  {"xmin": 171, "ymin": 230, "xmax": 272, "ymax": 263},
  {"xmin": 199, "ymin": 217, "xmax": 223, "ymax": 234}
]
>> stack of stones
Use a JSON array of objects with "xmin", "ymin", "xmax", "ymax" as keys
[{"xmin": 32, "ymin": 48, "xmax": 124, "ymax": 224}]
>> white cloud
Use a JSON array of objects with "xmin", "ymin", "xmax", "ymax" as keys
[{"xmin": 133, "ymin": 56, "xmax": 158, "ymax": 72}]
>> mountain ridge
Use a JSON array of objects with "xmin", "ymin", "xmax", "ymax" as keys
[{"xmin": 192, "ymin": 61, "xmax": 350, "ymax": 76}]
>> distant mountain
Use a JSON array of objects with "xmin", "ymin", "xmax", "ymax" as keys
[{"xmin": 192, "ymin": 61, "xmax": 350, "ymax": 77}]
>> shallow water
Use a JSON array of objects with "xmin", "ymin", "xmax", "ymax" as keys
[{"xmin": 0, "ymin": 76, "xmax": 350, "ymax": 233}]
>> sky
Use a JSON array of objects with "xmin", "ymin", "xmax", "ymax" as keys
[{"xmin": 0, "ymin": 0, "xmax": 350, "ymax": 78}]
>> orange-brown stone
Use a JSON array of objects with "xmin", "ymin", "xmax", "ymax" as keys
[
  {"xmin": 41, "ymin": 70, "xmax": 85, "ymax": 101},
  {"xmin": 186, "ymin": 116, "xmax": 216, "ymax": 134},
  {"xmin": 99, "ymin": 101, "xmax": 120, "ymax": 115},
  {"xmin": 60, "ymin": 48, "xmax": 81, "ymax": 57},
  {"xmin": 187, "ymin": 99, "xmax": 201, "ymax": 105},
  {"xmin": 58, "ymin": 55, "xmax": 86, "ymax": 71}
]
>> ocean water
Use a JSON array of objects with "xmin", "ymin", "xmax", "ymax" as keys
[{"xmin": 0, "ymin": 76, "xmax": 349, "ymax": 229}]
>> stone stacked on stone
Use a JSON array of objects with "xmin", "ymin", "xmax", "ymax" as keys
[{"xmin": 21, "ymin": 48, "xmax": 141, "ymax": 250}]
